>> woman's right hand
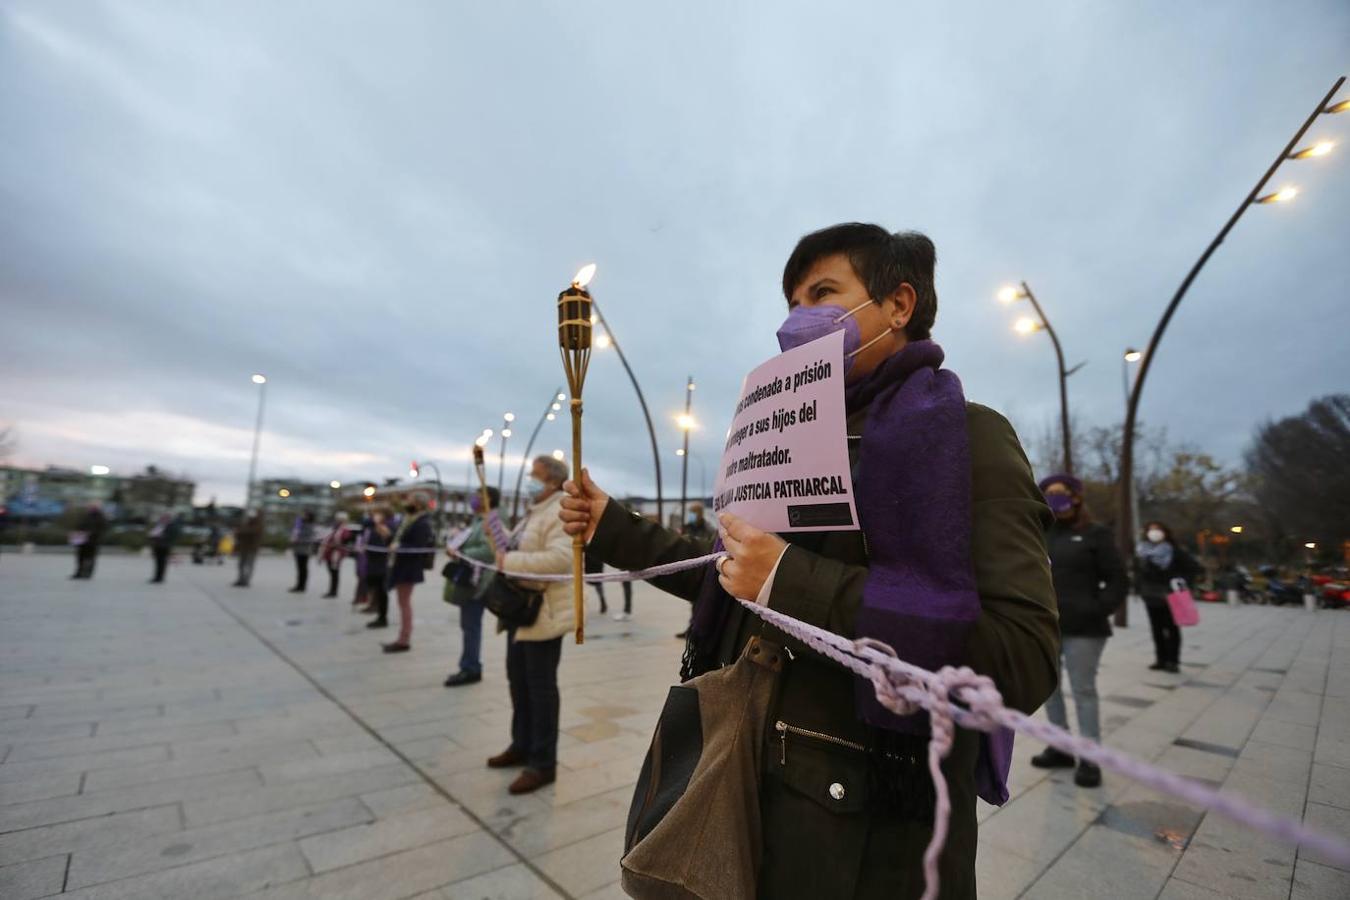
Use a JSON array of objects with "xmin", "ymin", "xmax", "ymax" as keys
[{"xmin": 560, "ymin": 467, "xmax": 609, "ymax": 543}]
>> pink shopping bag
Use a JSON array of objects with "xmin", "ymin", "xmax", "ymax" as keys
[{"xmin": 1167, "ymin": 578, "xmax": 1200, "ymax": 627}]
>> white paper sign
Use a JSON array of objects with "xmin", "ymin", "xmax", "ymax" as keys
[{"xmin": 712, "ymin": 330, "xmax": 858, "ymax": 532}]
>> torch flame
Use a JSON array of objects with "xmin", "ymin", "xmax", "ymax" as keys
[{"xmin": 573, "ymin": 263, "xmax": 597, "ymax": 288}]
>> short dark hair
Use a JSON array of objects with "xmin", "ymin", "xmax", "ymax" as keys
[
  {"xmin": 484, "ymin": 487, "xmax": 501, "ymax": 509},
  {"xmin": 781, "ymin": 223, "xmax": 938, "ymax": 341}
]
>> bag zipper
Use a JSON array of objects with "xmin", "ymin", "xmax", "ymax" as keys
[{"xmin": 774, "ymin": 720, "xmax": 866, "ymax": 765}]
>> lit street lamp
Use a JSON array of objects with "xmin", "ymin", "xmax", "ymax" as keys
[
  {"xmin": 676, "ymin": 376, "xmax": 696, "ymax": 524},
  {"xmin": 510, "ymin": 388, "xmax": 566, "ymax": 524},
  {"xmin": 999, "ymin": 282, "xmax": 1083, "ymax": 474},
  {"xmin": 245, "ymin": 374, "xmax": 267, "ymax": 510},
  {"xmin": 1118, "ymin": 76, "xmax": 1346, "ymax": 628},
  {"xmin": 675, "ymin": 446, "xmax": 708, "ymax": 505},
  {"xmin": 497, "ymin": 413, "xmax": 515, "ymax": 499},
  {"xmin": 90, "ymin": 465, "xmax": 111, "ymax": 476}
]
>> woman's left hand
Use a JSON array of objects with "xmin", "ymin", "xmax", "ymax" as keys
[
  {"xmin": 717, "ymin": 512, "xmax": 788, "ymax": 602},
  {"xmin": 495, "ymin": 551, "xmax": 506, "ymax": 571}
]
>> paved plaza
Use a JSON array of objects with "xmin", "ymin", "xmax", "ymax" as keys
[{"xmin": 1, "ymin": 550, "xmax": 1348, "ymax": 900}]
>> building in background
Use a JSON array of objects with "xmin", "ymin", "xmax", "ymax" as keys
[
  {"xmin": 0, "ymin": 464, "xmax": 195, "ymax": 524},
  {"xmin": 248, "ymin": 478, "xmax": 341, "ymax": 536}
]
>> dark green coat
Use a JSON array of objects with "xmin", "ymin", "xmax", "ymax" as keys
[{"xmin": 590, "ymin": 402, "xmax": 1058, "ymax": 899}]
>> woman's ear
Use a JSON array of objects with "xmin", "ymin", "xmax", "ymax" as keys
[{"xmin": 889, "ymin": 283, "xmax": 917, "ymax": 330}]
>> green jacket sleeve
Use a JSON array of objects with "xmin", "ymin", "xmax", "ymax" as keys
[
  {"xmin": 587, "ymin": 501, "xmax": 710, "ymax": 603},
  {"xmin": 764, "ymin": 543, "xmax": 869, "ymax": 636},
  {"xmin": 962, "ymin": 406, "xmax": 1059, "ymax": 714},
  {"xmin": 459, "ymin": 521, "xmax": 495, "ymax": 564}
]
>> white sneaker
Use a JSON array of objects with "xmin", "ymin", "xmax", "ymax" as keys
[{"xmin": 611, "ymin": 611, "xmax": 629, "ymax": 621}]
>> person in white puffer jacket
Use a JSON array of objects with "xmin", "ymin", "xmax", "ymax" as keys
[{"xmin": 486, "ymin": 453, "xmax": 575, "ymax": 794}]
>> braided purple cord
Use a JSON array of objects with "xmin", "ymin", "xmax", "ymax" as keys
[
  {"xmin": 424, "ymin": 545, "xmax": 1350, "ymax": 890},
  {"xmin": 444, "ymin": 545, "xmax": 722, "ymax": 582}
]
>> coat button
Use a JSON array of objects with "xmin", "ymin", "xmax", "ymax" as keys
[{"xmin": 829, "ymin": 782, "xmax": 846, "ymax": 801}]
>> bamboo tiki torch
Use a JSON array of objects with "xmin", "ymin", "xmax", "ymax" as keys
[
  {"xmin": 558, "ymin": 263, "xmax": 596, "ymax": 644},
  {"xmin": 471, "ymin": 442, "xmax": 499, "ymax": 557}
]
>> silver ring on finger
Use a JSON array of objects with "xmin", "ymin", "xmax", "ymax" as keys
[{"xmin": 715, "ymin": 555, "xmax": 729, "ymax": 575}]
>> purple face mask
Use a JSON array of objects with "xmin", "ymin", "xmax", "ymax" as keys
[
  {"xmin": 468, "ymin": 494, "xmax": 483, "ymax": 514},
  {"xmin": 1045, "ymin": 493, "xmax": 1075, "ymax": 515},
  {"xmin": 776, "ymin": 300, "xmax": 893, "ymax": 374}
]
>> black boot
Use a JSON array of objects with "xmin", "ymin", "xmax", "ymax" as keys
[
  {"xmin": 1074, "ymin": 761, "xmax": 1102, "ymax": 788},
  {"xmin": 1031, "ymin": 747, "xmax": 1076, "ymax": 769}
]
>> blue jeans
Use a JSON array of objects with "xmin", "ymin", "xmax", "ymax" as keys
[
  {"xmin": 458, "ymin": 597, "xmax": 486, "ymax": 675},
  {"xmin": 1042, "ymin": 636, "xmax": 1107, "ymax": 742}
]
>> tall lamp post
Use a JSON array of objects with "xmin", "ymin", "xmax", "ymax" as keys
[
  {"xmin": 675, "ymin": 448, "xmax": 707, "ymax": 506},
  {"xmin": 591, "ymin": 301, "xmax": 664, "ymax": 523},
  {"xmin": 999, "ymin": 282, "xmax": 1083, "ymax": 474},
  {"xmin": 245, "ymin": 374, "xmax": 267, "ymax": 510},
  {"xmin": 511, "ymin": 388, "xmax": 566, "ymax": 524},
  {"xmin": 496, "ymin": 413, "xmax": 514, "ymax": 499},
  {"xmin": 1117, "ymin": 76, "xmax": 1346, "ymax": 626},
  {"xmin": 408, "ymin": 461, "xmax": 444, "ymax": 536},
  {"xmin": 676, "ymin": 376, "xmax": 696, "ymax": 525}
]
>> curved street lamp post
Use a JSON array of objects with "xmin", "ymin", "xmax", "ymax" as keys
[
  {"xmin": 591, "ymin": 300, "xmax": 664, "ymax": 524},
  {"xmin": 1117, "ymin": 76, "xmax": 1346, "ymax": 626},
  {"xmin": 245, "ymin": 374, "xmax": 267, "ymax": 510},
  {"xmin": 999, "ymin": 282, "xmax": 1083, "ymax": 474},
  {"xmin": 511, "ymin": 388, "xmax": 566, "ymax": 524}
]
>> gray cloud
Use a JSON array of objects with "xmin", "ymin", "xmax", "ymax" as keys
[{"xmin": 2, "ymin": 0, "xmax": 1348, "ymax": 505}]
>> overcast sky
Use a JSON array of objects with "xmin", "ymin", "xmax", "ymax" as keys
[{"xmin": 2, "ymin": 1, "xmax": 1347, "ymax": 507}]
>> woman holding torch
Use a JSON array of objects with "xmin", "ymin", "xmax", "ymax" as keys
[{"xmin": 560, "ymin": 224, "xmax": 1058, "ymax": 898}]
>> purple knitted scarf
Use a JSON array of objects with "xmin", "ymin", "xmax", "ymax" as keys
[{"xmin": 685, "ymin": 340, "xmax": 1013, "ymax": 805}]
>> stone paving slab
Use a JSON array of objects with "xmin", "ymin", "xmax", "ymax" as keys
[{"xmin": 2, "ymin": 552, "xmax": 1348, "ymax": 898}]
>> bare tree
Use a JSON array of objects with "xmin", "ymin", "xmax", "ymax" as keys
[{"xmin": 1246, "ymin": 394, "xmax": 1350, "ymax": 549}]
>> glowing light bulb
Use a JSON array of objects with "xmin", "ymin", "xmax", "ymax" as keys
[
  {"xmin": 595, "ymin": 333, "xmax": 613, "ymax": 349},
  {"xmin": 1013, "ymin": 317, "xmax": 1039, "ymax": 336},
  {"xmin": 997, "ymin": 286, "xmax": 1022, "ymax": 304},
  {"xmin": 251, "ymin": 374, "xmax": 267, "ymax": 384},
  {"xmin": 330, "ymin": 480, "xmax": 342, "ymax": 489},
  {"xmin": 551, "ymin": 449, "xmax": 565, "ymax": 461}
]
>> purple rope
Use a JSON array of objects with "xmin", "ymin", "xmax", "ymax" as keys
[
  {"xmin": 398, "ymin": 544, "xmax": 1350, "ymax": 892},
  {"xmin": 444, "ymin": 545, "xmax": 721, "ymax": 583}
]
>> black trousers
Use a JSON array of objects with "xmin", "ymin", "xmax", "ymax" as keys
[
  {"xmin": 293, "ymin": 553, "xmax": 309, "ymax": 590},
  {"xmin": 236, "ymin": 549, "xmax": 258, "ymax": 586},
  {"xmin": 365, "ymin": 572, "xmax": 388, "ymax": 621},
  {"xmin": 590, "ymin": 580, "xmax": 632, "ymax": 614},
  {"xmin": 324, "ymin": 562, "xmax": 341, "ymax": 597},
  {"xmin": 151, "ymin": 547, "xmax": 170, "ymax": 582},
  {"xmin": 506, "ymin": 632, "xmax": 563, "ymax": 770},
  {"xmin": 1146, "ymin": 602, "xmax": 1181, "ymax": 665},
  {"xmin": 75, "ymin": 544, "xmax": 98, "ymax": 578}
]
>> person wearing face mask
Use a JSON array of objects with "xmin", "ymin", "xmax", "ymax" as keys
[
  {"xmin": 1029, "ymin": 474, "xmax": 1124, "ymax": 787},
  {"xmin": 1135, "ymin": 521, "xmax": 1201, "ymax": 673},
  {"xmin": 443, "ymin": 487, "xmax": 500, "ymax": 687},
  {"xmin": 560, "ymin": 223, "xmax": 1058, "ymax": 899},
  {"xmin": 382, "ymin": 493, "xmax": 435, "ymax": 653},
  {"xmin": 487, "ymin": 454, "xmax": 575, "ymax": 795}
]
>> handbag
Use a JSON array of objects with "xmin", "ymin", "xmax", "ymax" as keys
[
  {"xmin": 621, "ymin": 636, "xmax": 783, "ymax": 899},
  {"xmin": 481, "ymin": 573, "xmax": 544, "ymax": 628},
  {"xmin": 1167, "ymin": 577, "xmax": 1200, "ymax": 627}
]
